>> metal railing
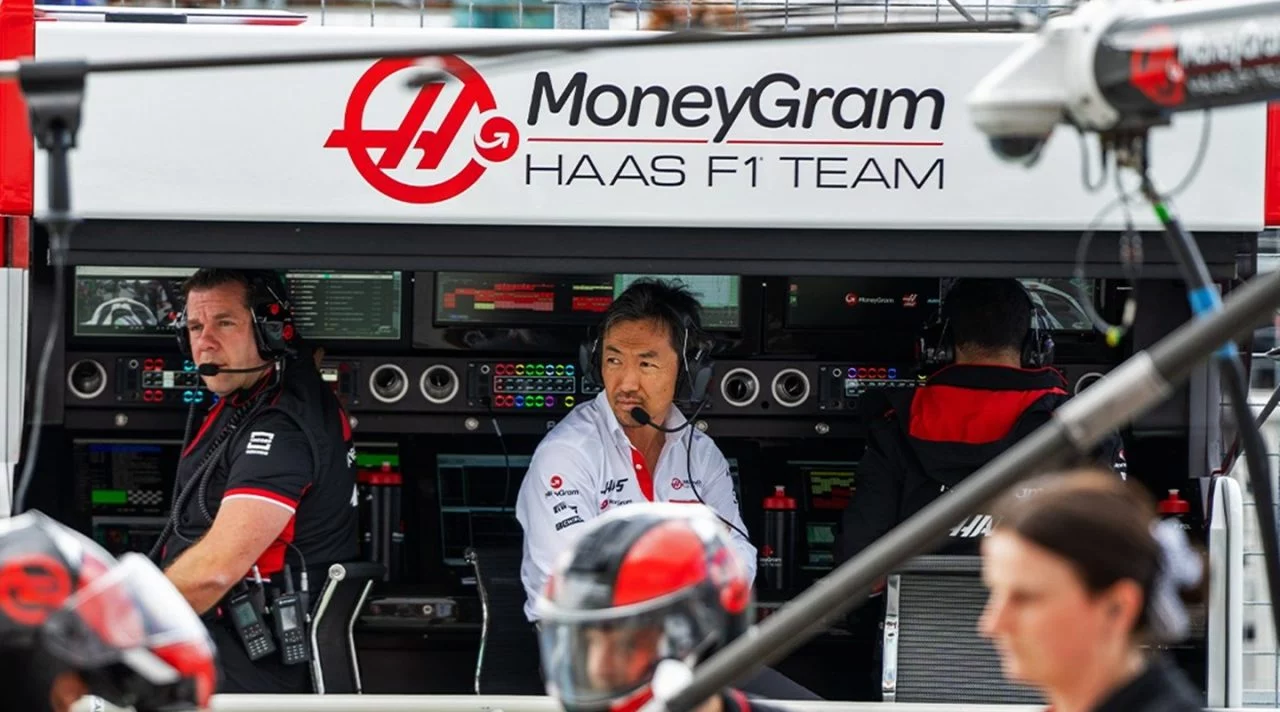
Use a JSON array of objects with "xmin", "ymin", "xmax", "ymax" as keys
[
  {"xmin": 48, "ymin": 0, "xmax": 1071, "ymax": 30},
  {"xmin": 67, "ymin": 695, "xmax": 1280, "ymax": 712}
]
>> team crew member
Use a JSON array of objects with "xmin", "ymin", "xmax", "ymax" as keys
[
  {"xmin": 536, "ymin": 503, "xmax": 791, "ymax": 712},
  {"xmin": 0, "ymin": 510, "xmax": 216, "ymax": 712},
  {"xmin": 517, "ymin": 279, "xmax": 754, "ymax": 623},
  {"xmin": 834, "ymin": 278, "xmax": 1128, "ymax": 563},
  {"xmin": 155, "ymin": 269, "xmax": 360, "ymax": 694},
  {"xmin": 980, "ymin": 469, "xmax": 1205, "ymax": 712}
]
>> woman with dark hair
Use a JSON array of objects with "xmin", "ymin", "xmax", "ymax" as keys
[{"xmin": 979, "ymin": 469, "xmax": 1206, "ymax": 712}]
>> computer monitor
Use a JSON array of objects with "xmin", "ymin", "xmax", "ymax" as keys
[
  {"xmin": 437, "ymin": 453, "xmax": 530, "ymax": 566},
  {"xmin": 792, "ymin": 460, "xmax": 858, "ymax": 571},
  {"xmin": 434, "ymin": 272, "xmax": 612, "ymax": 328},
  {"xmin": 784, "ymin": 277, "xmax": 941, "ymax": 331},
  {"xmin": 613, "ymin": 274, "xmax": 741, "ymax": 330},
  {"xmin": 73, "ymin": 266, "xmax": 189, "ymax": 338},
  {"xmin": 73, "ymin": 266, "xmax": 404, "ymax": 342},
  {"xmin": 283, "ymin": 270, "xmax": 403, "ymax": 341},
  {"xmin": 74, "ymin": 439, "xmax": 181, "ymax": 557}
]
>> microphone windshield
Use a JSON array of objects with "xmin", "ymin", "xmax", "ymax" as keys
[
  {"xmin": 197, "ymin": 364, "xmax": 221, "ymax": 376},
  {"xmin": 629, "ymin": 406, "xmax": 652, "ymax": 425}
]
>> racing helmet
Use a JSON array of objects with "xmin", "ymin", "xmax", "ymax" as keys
[
  {"xmin": 536, "ymin": 503, "xmax": 753, "ymax": 712},
  {"xmin": 0, "ymin": 510, "xmax": 217, "ymax": 711}
]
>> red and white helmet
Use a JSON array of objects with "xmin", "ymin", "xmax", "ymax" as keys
[
  {"xmin": 0, "ymin": 510, "xmax": 216, "ymax": 710},
  {"xmin": 535, "ymin": 503, "xmax": 752, "ymax": 712}
]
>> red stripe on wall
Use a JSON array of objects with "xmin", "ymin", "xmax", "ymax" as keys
[
  {"xmin": 1267, "ymin": 103, "xmax": 1280, "ymax": 227},
  {"xmin": 0, "ymin": 0, "xmax": 34, "ymax": 217}
]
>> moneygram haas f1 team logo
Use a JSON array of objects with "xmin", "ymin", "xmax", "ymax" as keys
[
  {"xmin": 1129, "ymin": 25, "xmax": 1186, "ymax": 108},
  {"xmin": 325, "ymin": 56, "xmax": 519, "ymax": 204}
]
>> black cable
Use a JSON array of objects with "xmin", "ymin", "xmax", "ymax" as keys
[
  {"xmin": 1217, "ymin": 376, "xmax": 1280, "ymax": 477},
  {"xmin": 678, "ymin": 398, "xmax": 751, "ymax": 544},
  {"xmin": 1140, "ymin": 173, "xmax": 1280, "ymax": 657},
  {"xmin": 485, "ymin": 397, "xmax": 514, "ymax": 509},
  {"xmin": 13, "ymin": 232, "xmax": 65, "ymax": 515},
  {"xmin": 147, "ymin": 383, "xmax": 275, "ymax": 560}
]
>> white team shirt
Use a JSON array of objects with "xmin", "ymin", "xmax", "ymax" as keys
[{"xmin": 515, "ymin": 391, "xmax": 756, "ymax": 621}]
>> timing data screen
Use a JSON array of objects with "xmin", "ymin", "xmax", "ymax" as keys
[
  {"xmin": 284, "ymin": 270, "xmax": 402, "ymax": 340},
  {"xmin": 434, "ymin": 272, "xmax": 613, "ymax": 327}
]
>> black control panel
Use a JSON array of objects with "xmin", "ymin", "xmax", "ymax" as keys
[
  {"xmin": 67, "ymin": 354, "xmax": 207, "ymax": 406},
  {"xmin": 816, "ymin": 363, "xmax": 922, "ymax": 412}
]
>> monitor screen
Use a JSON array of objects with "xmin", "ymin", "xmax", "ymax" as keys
[
  {"xmin": 437, "ymin": 453, "xmax": 531, "ymax": 565},
  {"xmin": 1018, "ymin": 278, "xmax": 1097, "ymax": 332},
  {"xmin": 92, "ymin": 518, "xmax": 167, "ymax": 558},
  {"xmin": 613, "ymin": 275, "xmax": 741, "ymax": 330},
  {"xmin": 792, "ymin": 460, "xmax": 858, "ymax": 571},
  {"xmin": 73, "ymin": 266, "xmax": 189, "ymax": 337},
  {"xmin": 75, "ymin": 439, "xmax": 181, "ymax": 517},
  {"xmin": 75, "ymin": 267, "xmax": 404, "ymax": 342},
  {"xmin": 434, "ymin": 272, "xmax": 613, "ymax": 328},
  {"xmin": 283, "ymin": 270, "xmax": 402, "ymax": 341},
  {"xmin": 433, "ymin": 272, "xmax": 743, "ymax": 330},
  {"xmin": 785, "ymin": 277, "xmax": 941, "ymax": 331}
]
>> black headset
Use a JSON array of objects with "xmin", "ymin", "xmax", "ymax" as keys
[
  {"xmin": 175, "ymin": 270, "xmax": 297, "ymax": 361},
  {"xmin": 579, "ymin": 304, "xmax": 716, "ymax": 406},
  {"xmin": 916, "ymin": 279, "xmax": 1055, "ymax": 372}
]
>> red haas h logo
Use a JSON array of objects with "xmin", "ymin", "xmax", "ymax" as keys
[
  {"xmin": 1130, "ymin": 26, "xmax": 1186, "ymax": 107},
  {"xmin": 325, "ymin": 56, "xmax": 520, "ymax": 203}
]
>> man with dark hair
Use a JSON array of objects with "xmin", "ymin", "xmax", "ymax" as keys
[
  {"xmin": 829, "ymin": 277, "xmax": 1126, "ymax": 698},
  {"xmin": 155, "ymin": 268, "xmax": 360, "ymax": 694},
  {"xmin": 515, "ymin": 279, "xmax": 820, "ymax": 700},
  {"xmin": 835, "ymin": 277, "xmax": 1126, "ymax": 563},
  {"xmin": 517, "ymin": 278, "xmax": 752, "ymax": 623}
]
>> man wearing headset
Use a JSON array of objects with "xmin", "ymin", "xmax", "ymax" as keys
[
  {"xmin": 834, "ymin": 278, "xmax": 1127, "ymax": 565},
  {"xmin": 517, "ymin": 278, "xmax": 754, "ymax": 625},
  {"xmin": 830, "ymin": 278, "xmax": 1127, "ymax": 698},
  {"xmin": 156, "ymin": 268, "xmax": 360, "ymax": 694}
]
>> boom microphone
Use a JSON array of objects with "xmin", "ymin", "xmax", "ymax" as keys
[
  {"xmin": 197, "ymin": 363, "xmax": 273, "ymax": 377},
  {"xmin": 630, "ymin": 406, "xmax": 691, "ymax": 433}
]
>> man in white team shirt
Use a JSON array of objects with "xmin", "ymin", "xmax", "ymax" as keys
[{"xmin": 516, "ymin": 278, "xmax": 756, "ymax": 623}]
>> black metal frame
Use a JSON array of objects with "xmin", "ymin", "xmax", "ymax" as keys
[{"xmin": 53, "ymin": 219, "xmax": 1252, "ymax": 279}]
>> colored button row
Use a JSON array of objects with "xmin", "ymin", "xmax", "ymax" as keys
[
  {"xmin": 493, "ymin": 363, "xmax": 574, "ymax": 377},
  {"xmin": 491, "ymin": 394, "xmax": 575, "ymax": 409},
  {"xmin": 846, "ymin": 366, "xmax": 898, "ymax": 380}
]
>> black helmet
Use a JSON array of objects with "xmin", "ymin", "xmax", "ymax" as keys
[
  {"xmin": 0, "ymin": 510, "xmax": 216, "ymax": 711},
  {"xmin": 536, "ymin": 503, "xmax": 752, "ymax": 712}
]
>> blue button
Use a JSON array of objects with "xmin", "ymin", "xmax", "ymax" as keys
[{"xmin": 888, "ymin": 368, "xmax": 897, "ymax": 379}]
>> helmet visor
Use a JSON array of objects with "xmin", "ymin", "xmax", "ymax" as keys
[
  {"xmin": 537, "ymin": 590, "xmax": 721, "ymax": 709},
  {"xmin": 43, "ymin": 553, "xmax": 217, "ymax": 707}
]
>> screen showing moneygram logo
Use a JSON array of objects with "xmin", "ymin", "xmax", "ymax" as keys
[{"xmin": 325, "ymin": 55, "xmax": 520, "ymax": 204}]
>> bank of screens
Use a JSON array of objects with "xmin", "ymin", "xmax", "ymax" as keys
[
  {"xmin": 434, "ymin": 272, "xmax": 742, "ymax": 330},
  {"xmin": 73, "ymin": 266, "xmax": 403, "ymax": 341},
  {"xmin": 792, "ymin": 460, "xmax": 857, "ymax": 571},
  {"xmin": 613, "ymin": 274, "xmax": 741, "ymax": 330},
  {"xmin": 785, "ymin": 277, "xmax": 941, "ymax": 331}
]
